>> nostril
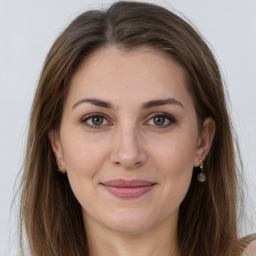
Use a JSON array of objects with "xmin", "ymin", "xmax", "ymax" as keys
[{"xmin": 112, "ymin": 157, "xmax": 143, "ymax": 169}]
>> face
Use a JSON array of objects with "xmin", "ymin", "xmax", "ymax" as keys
[{"xmin": 50, "ymin": 46, "xmax": 214, "ymax": 235}]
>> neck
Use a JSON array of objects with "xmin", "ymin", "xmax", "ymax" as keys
[{"xmin": 84, "ymin": 215, "xmax": 180, "ymax": 256}]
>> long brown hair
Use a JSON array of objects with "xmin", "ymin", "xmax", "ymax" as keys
[{"xmin": 19, "ymin": 1, "xmax": 243, "ymax": 255}]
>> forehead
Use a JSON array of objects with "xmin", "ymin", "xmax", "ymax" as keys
[{"xmin": 66, "ymin": 45, "xmax": 192, "ymax": 109}]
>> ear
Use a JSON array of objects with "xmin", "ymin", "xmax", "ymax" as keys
[
  {"xmin": 193, "ymin": 117, "xmax": 216, "ymax": 167},
  {"xmin": 48, "ymin": 130, "xmax": 66, "ymax": 172}
]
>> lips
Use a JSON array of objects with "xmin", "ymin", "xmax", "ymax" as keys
[{"xmin": 101, "ymin": 179, "xmax": 156, "ymax": 199}]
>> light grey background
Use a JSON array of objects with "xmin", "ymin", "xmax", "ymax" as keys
[{"xmin": 1, "ymin": 0, "xmax": 255, "ymax": 255}]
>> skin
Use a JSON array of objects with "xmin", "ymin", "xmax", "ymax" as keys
[
  {"xmin": 50, "ymin": 46, "xmax": 215, "ymax": 256},
  {"xmin": 241, "ymin": 240, "xmax": 256, "ymax": 256}
]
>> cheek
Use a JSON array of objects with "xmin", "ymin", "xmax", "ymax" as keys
[
  {"xmin": 152, "ymin": 132, "xmax": 197, "ymax": 172},
  {"xmin": 61, "ymin": 131, "xmax": 109, "ymax": 176},
  {"xmin": 61, "ymin": 133, "xmax": 111, "ymax": 208},
  {"xmin": 151, "ymin": 134, "xmax": 196, "ymax": 200}
]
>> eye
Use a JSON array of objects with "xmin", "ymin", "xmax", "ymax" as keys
[
  {"xmin": 81, "ymin": 113, "xmax": 111, "ymax": 128},
  {"xmin": 146, "ymin": 113, "xmax": 176, "ymax": 128}
]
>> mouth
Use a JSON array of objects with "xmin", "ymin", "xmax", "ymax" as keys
[{"xmin": 100, "ymin": 179, "xmax": 157, "ymax": 199}]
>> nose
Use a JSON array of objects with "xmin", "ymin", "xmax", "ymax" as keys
[{"xmin": 110, "ymin": 125, "xmax": 147, "ymax": 170}]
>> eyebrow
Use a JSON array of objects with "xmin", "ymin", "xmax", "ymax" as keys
[
  {"xmin": 72, "ymin": 97, "xmax": 183, "ymax": 110},
  {"xmin": 72, "ymin": 98, "xmax": 114, "ymax": 109},
  {"xmin": 142, "ymin": 98, "xmax": 184, "ymax": 109}
]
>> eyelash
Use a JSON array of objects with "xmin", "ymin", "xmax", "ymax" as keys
[
  {"xmin": 81, "ymin": 112, "xmax": 176, "ymax": 129},
  {"xmin": 81, "ymin": 113, "xmax": 112, "ymax": 129},
  {"xmin": 145, "ymin": 113, "xmax": 176, "ymax": 128}
]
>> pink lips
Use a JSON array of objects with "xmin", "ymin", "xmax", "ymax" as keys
[{"xmin": 101, "ymin": 179, "xmax": 156, "ymax": 199}]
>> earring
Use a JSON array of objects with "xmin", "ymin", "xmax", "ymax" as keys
[
  {"xmin": 197, "ymin": 159, "xmax": 206, "ymax": 182},
  {"xmin": 57, "ymin": 165, "xmax": 64, "ymax": 174}
]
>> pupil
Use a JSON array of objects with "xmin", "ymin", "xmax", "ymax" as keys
[
  {"xmin": 154, "ymin": 116, "xmax": 165, "ymax": 125},
  {"xmin": 92, "ymin": 116, "xmax": 103, "ymax": 125}
]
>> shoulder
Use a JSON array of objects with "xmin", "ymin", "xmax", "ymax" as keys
[
  {"xmin": 241, "ymin": 240, "xmax": 256, "ymax": 256},
  {"xmin": 240, "ymin": 234, "xmax": 256, "ymax": 256}
]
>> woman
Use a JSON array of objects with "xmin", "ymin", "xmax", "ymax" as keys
[{"xmin": 19, "ymin": 1, "xmax": 255, "ymax": 255}]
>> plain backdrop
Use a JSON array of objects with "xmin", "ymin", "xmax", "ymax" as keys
[{"xmin": 0, "ymin": 0, "xmax": 255, "ymax": 255}]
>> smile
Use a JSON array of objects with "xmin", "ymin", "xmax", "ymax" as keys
[{"xmin": 101, "ymin": 179, "xmax": 156, "ymax": 199}]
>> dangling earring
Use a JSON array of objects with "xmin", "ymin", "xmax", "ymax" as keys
[{"xmin": 197, "ymin": 159, "xmax": 206, "ymax": 182}]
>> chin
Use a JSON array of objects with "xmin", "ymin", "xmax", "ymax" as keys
[
  {"xmin": 101, "ymin": 209, "xmax": 165, "ymax": 234},
  {"xmin": 107, "ymin": 219, "xmax": 153, "ymax": 234}
]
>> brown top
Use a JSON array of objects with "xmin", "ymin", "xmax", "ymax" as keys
[{"xmin": 238, "ymin": 233, "xmax": 256, "ymax": 255}]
